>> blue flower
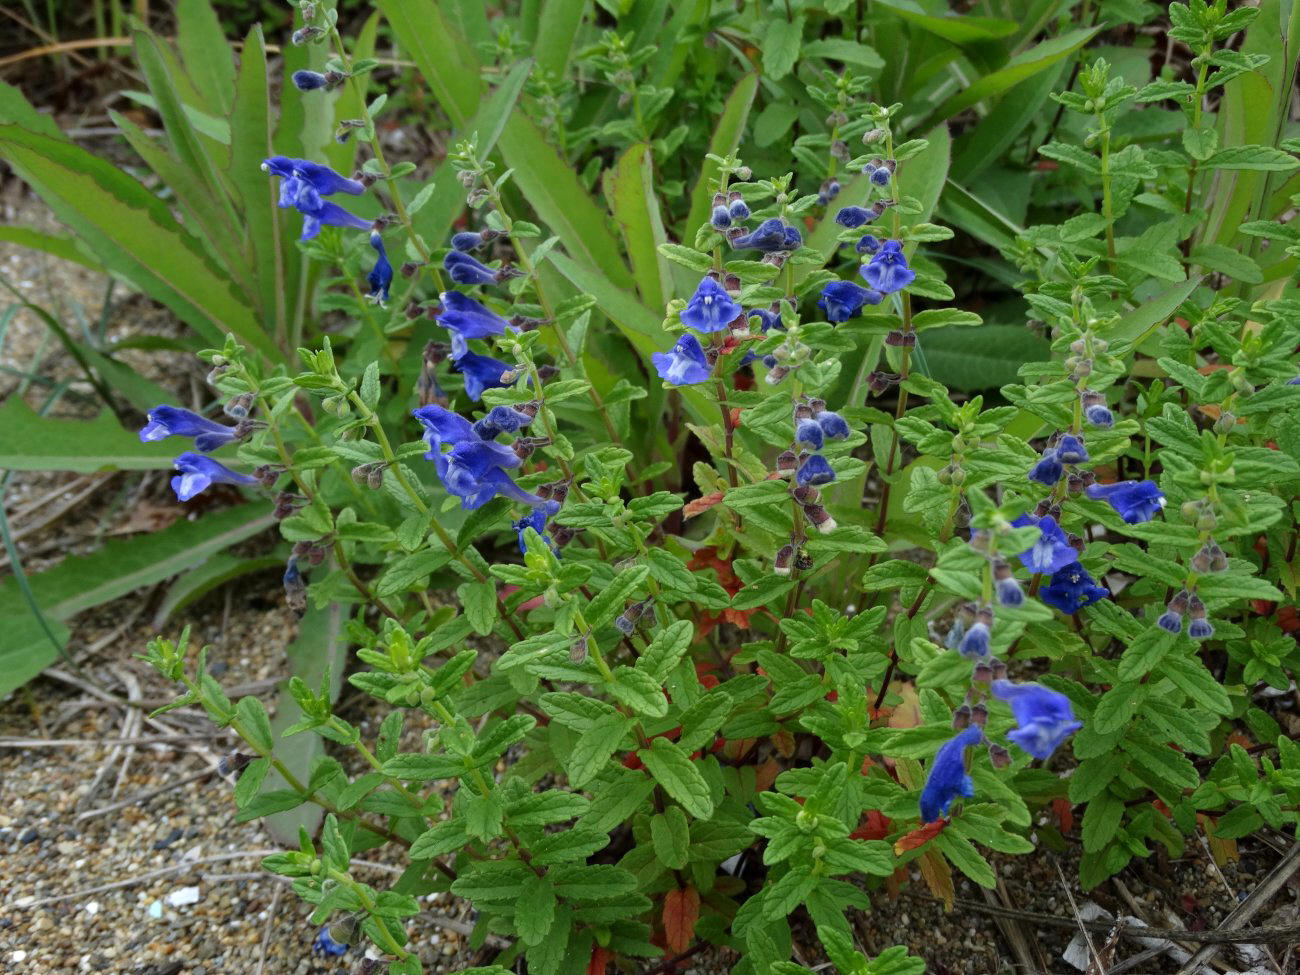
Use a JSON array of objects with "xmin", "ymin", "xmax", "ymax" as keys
[
  {"xmin": 473, "ymin": 404, "xmax": 535, "ymax": 439},
  {"xmin": 652, "ymin": 333, "xmax": 712, "ymax": 385},
  {"xmin": 312, "ymin": 925, "xmax": 347, "ymax": 957},
  {"xmin": 958, "ymin": 621, "xmax": 989, "ymax": 658},
  {"xmin": 140, "ymin": 406, "xmax": 238, "ymax": 453},
  {"xmin": 796, "ymin": 454, "xmax": 835, "ymax": 486},
  {"xmin": 1056, "ymin": 433, "xmax": 1088, "ymax": 464},
  {"xmin": 412, "ymin": 405, "xmax": 542, "ymax": 510},
  {"xmin": 444, "ymin": 250, "xmax": 498, "ymax": 286},
  {"xmin": 436, "ymin": 291, "xmax": 511, "ymax": 358},
  {"xmin": 919, "ymin": 725, "xmax": 983, "ymax": 822},
  {"xmin": 835, "ymin": 206, "xmax": 876, "ymax": 229},
  {"xmin": 710, "ymin": 204, "xmax": 732, "ymax": 230},
  {"xmin": 1085, "ymin": 480, "xmax": 1165, "ymax": 524},
  {"xmin": 1084, "ymin": 403, "xmax": 1114, "ymax": 427},
  {"xmin": 1039, "ymin": 562, "xmax": 1109, "ymax": 614},
  {"xmin": 171, "ymin": 452, "xmax": 258, "ymax": 502},
  {"xmin": 366, "ymin": 232, "xmax": 392, "ymax": 304},
  {"xmin": 292, "ymin": 70, "xmax": 330, "ymax": 91},
  {"xmin": 997, "ymin": 577, "xmax": 1024, "ymax": 607},
  {"xmin": 452, "ymin": 351, "xmax": 513, "ymax": 401},
  {"xmin": 680, "ymin": 277, "xmax": 740, "ymax": 333},
  {"xmin": 795, "ymin": 418, "xmax": 824, "ymax": 450},
  {"xmin": 1157, "ymin": 609, "xmax": 1182, "ymax": 633},
  {"xmin": 817, "ymin": 280, "xmax": 882, "ymax": 324},
  {"xmin": 514, "ymin": 499, "xmax": 561, "ymax": 555},
  {"xmin": 869, "ymin": 166, "xmax": 892, "ymax": 187},
  {"xmin": 451, "ymin": 231, "xmax": 484, "ymax": 251},
  {"xmin": 856, "ymin": 234, "xmax": 881, "ymax": 255},
  {"xmin": 728, "ymin": 198, "xmax": 750, "ymax": 221},
  {"xmin": 817, "ymin": 411, "xmax": 850, "ymax": 440},
  {"xmin": 738, "ymin": 309, "xmax": 784, "ymax": 368},
  {"xmin": 861, "ymin": 240, "xmax": 915, "ymax": 294},
  {"xmin": 991, "ymin": 680, "xmax": 1081, "ymax": 760},
  {"xmin": 1027, "ymin": 447, "xmax": 1063, "ymax": 486},
  {"xmin": 1188, "ymin": 617, "xmax": 1214, "ymax": 640},
  {"xmin": 1011, "ymin": 514, "xmax": 1077, "ymax": 575},
  {"xmin": 260, "ymin": 156, "xmax": 370, "ymax": 240},
  {"xmin": 783, "ymin": 225, "xmax": 803, "ymax": 249},
  {"xmin": 731, "ymin": 218, "xmax": 796, "ymax": 253}
]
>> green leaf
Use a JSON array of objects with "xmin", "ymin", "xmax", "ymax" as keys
[
  {"xmin": 535, "ymin": 0, "xmax": 583, "ymax": 76},
  {"xmin": 637, "ymin": 738, "xmax": 713, "ymax": 819},
  {"xmin": 378, "ymin": 0, "xmax": 632, "ymax": 289},
  {"xmin": 873, "ymin": 0, "xmax": 1016, "ymax": 43},
  {"xmin": 585, "ymin": 565, "xmax": 650, "ymax": 628},
  {"xmin": 651, "ymin": 807, "xmax": 690, "ymax": 869},
  {"xmin": 762, "ymin": 16, "xmax": 804, "ymax": 81},
  {"xmin": 1108, "ymin": 277, "xmax": 1201, "ymax": 348},
  {"xmin": 0, "ymin": 397, "xmax": 184, "ymax": 472},
  {"xmin": 1093, "ymin": 681, "xmax": 1146, "ymax": 735},
  {"xmin": 636, "ymin": 620, "xmax": 694, "ymax": 681},
  {"xmin": 176, "ymin": 0, "xmax": 235, "ymax": 115},
  {"xmin": 609, "ymin": 666, "xmax": 669, "ymax": 717},
  {"xmin": 934, "ymin": 830, "xmax": 996, "ymax": 887},
  {"xmin": 0, "ymin": 125, "xmax": 275, "ymax": 360},
  {"xmin": 920, "ymin": 325, "xmax": 1050, "ymax": 391},
  {"xmin": 1203, "ymin": 145, "xmax": 1300, "ymax": 171},
  {"xmin": 0, "ymin": 225, "xmax": 103, "ymax": 273},
  {"xmin": 682, "ymin": 72, "xmax": 759, "ymax": 240},
  {"xmin": 566, "ymin": 713, "xmax": 631, "ymax": 788},
  {"xmin": 604, "ymin": 143, "xmax": 673, "ymax": 309},
  {"xmin": 262, "ymin": 607, "xmax": 345, "ymax": 842},
  {"xmin": 458, "ymin": 580, "xmax": 498, "ymax": 635},
  {"xmin": 926, "ymin": 28, "xmax": 1102, "ymax": 125},
  {"xmin": 0, "ymin": 503, "xmax": 274, "ymax": 696},
  {"xmin": 515, "ymin": 874, "xmax": 557, "ymax": 946}
]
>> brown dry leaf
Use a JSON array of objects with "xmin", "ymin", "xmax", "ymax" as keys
[
  {"xmin": 108, "ymin": 501, "xmax": 183, "ymax": 535},
  {"xmin": 661, "ymin": 886, "xmax": 700, "ymax": 955}
]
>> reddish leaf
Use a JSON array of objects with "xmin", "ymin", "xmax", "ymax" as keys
[
  {"xmin": 893, "ymin": 819, "xmax": 946, "ymax": 854},
  {"xmin": 1051, "ymin": 797, "xmax": 1073, "ymax": 834},
  {"xmin": 850, "ymin": 810, "xmax": 891, "ymax": 841},
  {"xmin": 683, "ymin": 491, "xmax": 725, "ymax": 519},
  {"xmin": 587, "ymin": 946, "xmax": 611, "ymax": 975},
  {"xmin": 662, "ymin": 887, "xmax": 700, "ymax": 955}
]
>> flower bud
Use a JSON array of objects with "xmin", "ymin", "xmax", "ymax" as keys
[
  {"xmin": 884, "ymin": 329, "xmax": 916, "ymax": 348},
  {"xmin": 218, "ymin": 752, "xmax": 254, "ymax": 777},
  {"xmin": 971, "ymin": 660, "xmax": 993, "ymax": 685},
  {"xmin": 252, "ymin": 464, "xmax": 284, "ymax": 488},
  {"xmin": 1191, "ymin": 539, "xmax": 1228, "ymax": 574},
  {"xmin": 223, "ymin": 393, "xmax": 254, "ymax": 419},
  {"xmin": 831, "ymin": 139, "xmax": 850, "ymax": 161},
  {"xmin": 773, "ymin": 544, "xmax": 795, "ymax": 576},
  {"xmin": 866, "ymin": 371, "xmax": 899, "ymax": 396},
  {"xmin": 952, "ymin": 704, "xmax": 972, "ymax": 730},
  {"xmin": 710, "ymin": 205, "xmax": 732, "ymax": 230},
  {"xmin": 801, "ymin": 503, "xmax": 837, "ymax": 534},
  {"xmin": 1212, "ymin": 411, "xmax": 1236, "ymax": 435},
  {"xmin": 970, "ymin": 702, "xmax": 988, "ymax": 727},
  {"xmin": 765, "ymin": 364, "xmax": 791, "ymax": 385},
  {"xmin": 775, "ymin": 450, "xmax": 798, "ymax": 476},
  {"xmin": 569, "ymin": 635, "xmax": 588, "ymax": 663},
  {"xmin": 283, "ymin": 556, "xmax": 307, "ymax": 614},
  {"xmin": 366, "ymin": 465, "xmax": 385, "ymax": 490},
  {"xmin": 988, "ymin": 744, "xmax": 1011, "ymax": 769}
]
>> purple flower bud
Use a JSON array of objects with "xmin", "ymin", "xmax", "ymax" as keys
[
  {"xmin": 796, "ymin": 454, "xmax": 835, "ymax": 486},
  {"xmin": 710, "ymin": 205, "xmax": 732, "ymax": 230},
  {"xmin": 1027, "ymin": 447, "xmax": 1064, "ymax": 487},
  {"xmin": 958, "ymin": 621, "xmax": 990, "ymax": 658},
  {"xmin": 1055, "ymin": 433, "xmax": 1088, "ymax": 465},
  {"xmin": 292, "ymin": 70, "xmax": 330, "ymax": 91}
]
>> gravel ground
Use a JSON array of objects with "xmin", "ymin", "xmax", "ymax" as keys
[{"xmin": 2, "ymin": 185, "xmax": 1298, "ymax": 975}]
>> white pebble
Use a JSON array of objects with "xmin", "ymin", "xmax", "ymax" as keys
[
  {"xmin": 85, "ymin": 900, "xmax": 100, "ymax": 915},
  {"xmin": 166, "ymin": 885, "xmax": 201, "ymax": 907},
  {"xmin": 11, "ymin": 951, "xmax": 27, "ymax": 963},
  {"xmin": 147, "ymin": 900, "xmax": 163, "ymax": 919}
]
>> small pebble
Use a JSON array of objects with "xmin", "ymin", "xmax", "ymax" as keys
[{"xmin": 19, "ymin": 827, "xmax": 38, "ymax": 843}]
